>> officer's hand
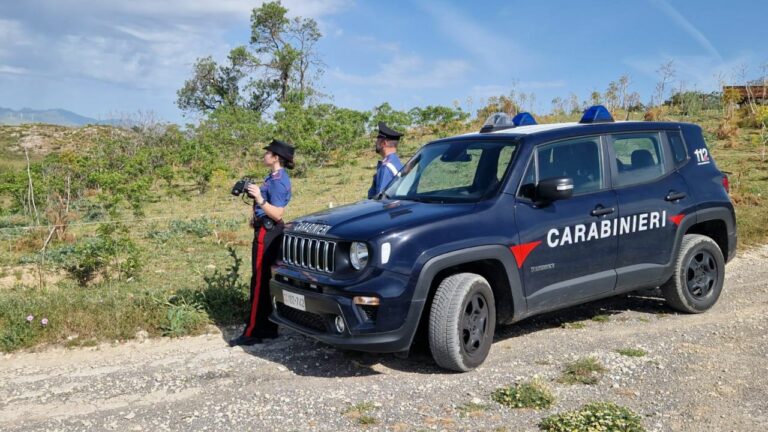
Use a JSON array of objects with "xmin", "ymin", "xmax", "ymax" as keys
[{"xmin": 246, "ymin": 184, "xmax": 262, "ymax": 201}]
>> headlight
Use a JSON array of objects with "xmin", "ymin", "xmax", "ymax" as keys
[{"xmin": 349, "ymin": 242, "xmax": 369, "ymax": 270}]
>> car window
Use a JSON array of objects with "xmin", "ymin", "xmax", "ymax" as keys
[
  {"xmin": 610, "ymin": 133, "xmax": 666, "ymax": 186},
  {"xmin": 667, "ymin": 131, "xmax": 688, "ymax": 165},
  {"xmin": 417, "ymin": 148, "xmax": 482, "ymax": 193},
  {"xmin": 537, "ymin": 136, "xmax": 603, "ymax": 195}
]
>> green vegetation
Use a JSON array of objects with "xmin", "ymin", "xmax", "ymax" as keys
[
  {"xmin": 1, "ymin": 2, "xmax": 767, "ymax": 353},
  {"xmin": 456, "ymin": 401, "xmax": 489, "ymax": 417},
  {"xmin": 558, "ymin": 357, "xmax": 607, "ymax": 385},
  {"xmin": 591, "ymin": 314, "xmax": 610, "ymax": 323},
  {"xmin": 539, "ymin": 402, "xmax": 645, "ymax": 432},
  {"xmin": 343, "ymin": 401, "xmax": 378, "ymax": 425},
  {"xmin": 491, "ymin": 380, "xmax": 555, "ymax": 409},
  {"xmin": 615, "ymin": 348, "xmax": 647, "ymax": 357}
]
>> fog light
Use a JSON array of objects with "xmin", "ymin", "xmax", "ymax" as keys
[
  {"xmin": 334, "ymin": 315, "xmax": 346, "ymax": 333},
  {"xmin": 353, "ymin": 296, "xmax": 380, "ymax": 306}
]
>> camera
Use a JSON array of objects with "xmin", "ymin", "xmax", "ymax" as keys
[{"xmin": 231, "ymin": 178, "xmax": 254, "ymax": 197}]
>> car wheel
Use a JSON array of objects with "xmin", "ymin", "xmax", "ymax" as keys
[
  {"xmin": 661, "ymin": 234, "xmax": 725, "ymax": 313},
  {"xmin": 428, "ymin": 273, "xmax": 496, "ymax": 372}
]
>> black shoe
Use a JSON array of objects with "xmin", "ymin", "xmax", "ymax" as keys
[
  {"xmin": 228, "ymin": 335, "xmax": 264, "ymax": 347},
  {"xmin": 252, "ymin": 331, "xmax": 279, "ymax": 340}
]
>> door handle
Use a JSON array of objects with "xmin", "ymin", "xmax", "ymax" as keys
[
  {"xmin": 665, "ymin": 191, "xmax": 687, "ymax": 201},
  {"xmin": 591, "ymin": 206, "xmax": 615, "ymax": 217}
]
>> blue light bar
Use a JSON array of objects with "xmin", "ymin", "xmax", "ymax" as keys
[
  {"xmin": 512, "ymin": 112, "xmax": 537, "ymax": 126},
  {"xmin": 580, "ymin": 105, "xmax": 614, "ymax": 123}
]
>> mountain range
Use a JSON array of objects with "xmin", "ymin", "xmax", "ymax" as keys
[{"xmin": 0, "ymin": 107, "xmax": 123, "ymax": 127}]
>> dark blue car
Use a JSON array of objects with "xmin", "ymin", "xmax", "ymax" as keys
[{"xmin": 269, "ymin": 106, "xmax": 736, "ymax": 371}]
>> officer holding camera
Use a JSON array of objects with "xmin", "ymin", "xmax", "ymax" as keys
[{"xmin": 229, "ymin": 139, "xmax": 295, "ymax": 346}]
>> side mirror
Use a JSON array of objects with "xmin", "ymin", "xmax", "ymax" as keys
[{"xmin": 536, "ymin": 177, "xmax": 574, "ymax": 202}]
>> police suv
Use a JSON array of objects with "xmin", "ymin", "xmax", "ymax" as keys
[{"xmin": 269, "ymin": 105, "xmax": 736, "ymax": 371}]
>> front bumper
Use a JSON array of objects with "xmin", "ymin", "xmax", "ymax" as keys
[{"xmin": 268, "ymin": 273, "xmax": 424, "ymax": 353}]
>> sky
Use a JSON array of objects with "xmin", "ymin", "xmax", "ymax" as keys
[{"xmin": 0, "ymin": 0, "xmax": 766, "ymax": 124}]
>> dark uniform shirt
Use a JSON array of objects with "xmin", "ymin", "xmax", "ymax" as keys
[
  {"xmin": 255, "ymin": 168, "xmax": 292, "ymax": 219},
  {"xmin": 367, "ymin": 153, "xmax": 403, "ymax": 199}
]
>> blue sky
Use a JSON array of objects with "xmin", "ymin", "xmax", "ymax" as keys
[{"xmin": 0, "ymin": 0, "xmax": 765, "ymax": 124}]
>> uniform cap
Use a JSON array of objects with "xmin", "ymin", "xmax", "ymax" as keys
[
  {"xmin": 264, "ymin": 139, "xmax": 296, "ymax": 169},
  {"xmin": 376, "ymin": 122, "xmax": 403, "ymax": 140}
]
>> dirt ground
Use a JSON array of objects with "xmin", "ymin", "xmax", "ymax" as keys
[{"xmin": 2, "ymin": 246, "xmax": 767, "ymax": 431}]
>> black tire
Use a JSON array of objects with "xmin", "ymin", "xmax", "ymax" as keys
[
  {"xmin": 428, "ymin": 273, "xmax": 496, "ymax": 372},
  {"xmin": 661, "ymin": 234, "xmax": 725, "ymax": 313}
]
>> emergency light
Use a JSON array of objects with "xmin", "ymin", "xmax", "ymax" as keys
[
  {"xmin": 579, "ymin": 105, "xmax": 614, "ymax": 123},
  {"xmin": 480, "ymin": 111, "xmax": 537, "ymax": 133}
]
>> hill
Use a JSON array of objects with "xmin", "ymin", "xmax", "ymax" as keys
[{"xmin": 0, "ymin": 107, "xmax": 122, "ymax": 127}]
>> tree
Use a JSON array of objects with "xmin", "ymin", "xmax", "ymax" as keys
[
  {"xmin": 177, "ymin": 1, "xmax": 323, "ymax": 115},
  {"xmin": 653, "ymin": 60, "xmax": 675, "ymax": 107}
]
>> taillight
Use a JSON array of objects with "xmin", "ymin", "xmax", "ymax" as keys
[{"xmin": 722, "ymin": 174, "xmax": 730, "ymax": 194}]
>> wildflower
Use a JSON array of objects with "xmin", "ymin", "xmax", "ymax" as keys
[
  {"xmin": 41, "ymin": 318, "xmax": 49, "ymax": 326},
  {"xmin": 26, "ymin": 315, "xmax": 34, "ymax": 322}
]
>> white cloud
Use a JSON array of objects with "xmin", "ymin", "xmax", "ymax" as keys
[
  {"xmin": 649, "ymin": 0, "xmax": 722, "ymax": 61},
  {"xmin": 331, "ymin": 54, "xmax": 470, "ymax": 89},
  {"xmin": 419, "ymin": 2, "xmax": 533, "ymax": 74},
  {"xmin": 0, "ymin": 65, "xmax": 29, "ymax": 75},
  {"xmin": 624, "ymin": 53, "xmax": 753, "ymax": 91}
]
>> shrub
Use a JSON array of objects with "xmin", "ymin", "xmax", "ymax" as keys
[
  {"xmin": 539, "ymin": 402, "xmax": 645, "ymax": 432},
  {"xmin": 491, "ymin": 380, "xmax": 554, "ymax": 409},
  {"xmin": 160, "ymin": 298, "xmax": 208, "ymax": 337},
  {"xmin": 558, "ymin": 357, "xmax": 606, "ymax": 385},
  {"xmin": 615, "ymin": 348, "xmax": 647, "ymax": 357},
  {"xmin": 169, "ymin": 217, "xmax": 213, "ymax": 238},
  {"xmin": 53, "ymin": 224, "xmax": 141, "ymax": 286}
]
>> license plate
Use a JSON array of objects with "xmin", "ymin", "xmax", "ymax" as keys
[{"xmin": 283, "ymin": 290, "xmax": 306, "ymax": 311}]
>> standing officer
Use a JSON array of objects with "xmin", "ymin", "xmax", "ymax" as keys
[
  {"xmin": 367, "ymin": 121, "xmax": 404, "ymax": 199},
  {"xmin": 229, "ymin": 139, "xmax": 295, "ymax": 346}
]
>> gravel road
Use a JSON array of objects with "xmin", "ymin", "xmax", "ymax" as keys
[{"xmin": 2, "ymin": 246, "xmax": 767, "ymax": 431}]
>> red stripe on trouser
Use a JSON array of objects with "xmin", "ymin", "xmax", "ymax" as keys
[{"xmin": 245, "ymin": 227, "xmax": 267, "ymax": 337}]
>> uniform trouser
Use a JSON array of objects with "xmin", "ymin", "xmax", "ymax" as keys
[{"xmin": 243, "ymin": 223, "xmax": 284, "ymax": 337}]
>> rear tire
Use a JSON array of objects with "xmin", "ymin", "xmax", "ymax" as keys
[
  {"xmin": 428, "ymin": 273, "xmax": 496, "ymax": 372},
  {"xmin": 661, "ymin": 234, "xmax": 725, "ymax": 313}
]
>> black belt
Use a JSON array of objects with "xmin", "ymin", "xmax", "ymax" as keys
[{"xmin": 254, "ymin": 215, "xmax": 283, "ymax": 230}]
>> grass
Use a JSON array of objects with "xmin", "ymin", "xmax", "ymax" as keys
[
  {"xmin": 539, "ymin": 402, "xmax": 645, "ymax": 432},
  {"xmin": 561, "ymin": 322, "xmax": 586, "ymax": 329},
  {"xmin": 456, "ymin": 401, "xmax": 489, "ymax": 417},
  {"xmin": 1, "ymin": 109, "xmax": 767, "ymax": 351},
  {"xmin": 615, "ymin": 347, "xmax": 647, "ymax": 357},
  {"xmin": 491, "ymin": 380, "xmax": 555, "ymax": 409},
  {"xmin": 343, "ymin": 401, "xmax": 378, "ymax": 425},
  {"xmin": 591, "ymin": 314, "xmax": 610, "ymax": 323},
  {"xmin": 558, "ymin": 357, "xmax": 607, "ymax": 385}
]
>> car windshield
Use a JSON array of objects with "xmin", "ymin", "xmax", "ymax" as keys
[{"xmin": 382, "ymin": 139, "xmax": 519, "ymax": 203}]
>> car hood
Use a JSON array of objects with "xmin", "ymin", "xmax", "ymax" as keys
[{"xmin": 289, "ymin": 199, "xmax": 477, "ymax": 240}]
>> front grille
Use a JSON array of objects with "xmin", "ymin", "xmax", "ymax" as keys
[
  {"xmin": 276, "ymin": 303, "xmax": 326, "ymax": 332},
  {"xmin": 282, "ymin": 234, "xmax": 336, "ymax": 273}
]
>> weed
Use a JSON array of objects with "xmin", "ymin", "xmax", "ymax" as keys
[
  {"xmin": 491, "ymin": 380, "xmax": 554, "ymax": 409},
  {"xmin": 456, "ymin": 401, "xmax": 488, "ymax": 417},
  {"xmin": 561, "ymin": 322, "xmax": 586, "ymax": 329},
  {"xmin": 616, "ymin": 348, "xmax": 647, "ymax": 357},
  {"xmin": 539, "ymin": 402, "xmax": 645, "ymax": 432},
  {"xmin": 343, "ymin": 401, "xmax": 378, "ymax": 425},
  {"xmin": 591, "ymin": 314, "xmax": 610, "ymax": 323},
  {"xmin": 169, "ymin": 217, "xmax": 213, "ymax": 238},
  {"xmin": 558, "ymin": 357, "xmax": 606, "ymax": 385},
  {"xmin": 160, "ymin": 298, "xmax": 208, "ymax": 337}
]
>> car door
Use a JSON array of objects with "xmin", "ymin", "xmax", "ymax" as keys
[
  {"xmin": 606, "ymin": 131, "xmax": 690, "ymax": 289},
  {"xmin": 515, "ymin": 135, "xmax": 618, "ymax": 313}
]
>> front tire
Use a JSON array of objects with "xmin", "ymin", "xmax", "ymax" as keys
[
  {"xmin": 428, "ymin": 273, "xmax": 496, "ymax": 372},
  {"xmin": 661, "ymin": 234, "xmax": 725, "ymax": 313}
]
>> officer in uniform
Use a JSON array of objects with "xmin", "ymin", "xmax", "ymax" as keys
[
  {"xmin": 229, "ymin": 139, "xmax": 295, "ymax": 346},
  {"xmin": 367, "ymin": 122, "xmax": 404, "ymax": 199}
]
